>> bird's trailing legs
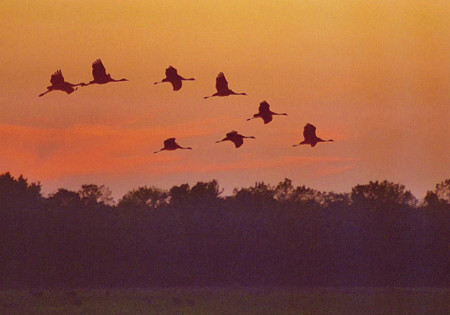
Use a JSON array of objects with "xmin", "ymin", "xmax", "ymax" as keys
[
  {"xmin": 38, "ymin": 89, "xmax": 53, "ymax": 97},
  {"xmin": 204, "ymin": 93, "xmax": 218, "ymax": 99},
  {"xmin": 154, "ymin": 79, "xmax": 168, "ymax": 85}
]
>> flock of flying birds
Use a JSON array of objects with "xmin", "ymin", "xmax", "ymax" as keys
[{"xmin": 39, "ymin": 60, "xmax": 334, "ymax": 152}]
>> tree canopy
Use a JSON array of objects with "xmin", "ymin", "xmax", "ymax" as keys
[{"xmin": 0, "ymin": 172, "xmax": 448, "ymax": 288}]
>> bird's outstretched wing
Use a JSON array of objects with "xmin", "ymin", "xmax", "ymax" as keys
[
  {"xmin": 92, "ymin": 59, "xmax": 107, "ymax": 81},
  {"xmin": 303, "ymin": 123, "xmax": 317, "ymax": 140},
  {"xmin": 164, "ymin": 137, "xmax": 177, "ymax": 147},
  {"xmin": 165, "ymin": 66, "xmax": 178, "ymax": 78},
  {"xmin": 259, "ymin": 101, "xmax": 270, "ymax": 113},
  {"xmin": 262, "ymin": 115, "xmax": 273, "ymax": 124},
  {"xmin": 233, "ymin": 137, "xmax": 244, "ymax": 148},
  {"xmin": 226, "ymin": 130, "xmax": 238, "ymax": 137},
  {"xmin": 216, "ymin": 72, "xmax": 229, "ymax": 93},
  {"xmin": 171, "ymin": 81, "xmax": 182, "ymax": 91},
  {"xmin": 50, "ymin": 70, "xmax": 64, "ymax": 86}
]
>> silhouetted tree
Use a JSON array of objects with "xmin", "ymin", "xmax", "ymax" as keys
[
  {"xmin": 168, "ymin": 183, "xmax": 191, "ymax": 209},
  {"xmin": 0, "ymin": 172, "xmax": 42, "ymax": 211},
  {"xmin": 274, "ymin": 178, "xmax": 294, "ymax": 202},
  {"xmin": 424, "ymin": 179, "xmax": 450, "ymax": 206},
  {"xmin": 118, "ymin": 186, "xmax": 168, "ymax": 209},
  {"xmin": 232, "ymin": 182, "xmax": 276, "ymax": 212},
  {"xmin": 79, "ymin": 184, "xmax": 114, "ymax": 206},
  {"xmin": 47, "ymin": 188, "xmax": 82, "ymax": 210},
  {"xmin": 289, "ymin": 185, "xmax": 324, "ymax": 207},
  {"xmin": 1, "ymin": 173, "xmax": 448, "ymax": 288},
  {"xmin": 351, "ymin": 180, "xmax": 417, "ymax": 207},
  {"xmin": 190, "ymin": 180, "xmax": 223, "ymax": 204}
]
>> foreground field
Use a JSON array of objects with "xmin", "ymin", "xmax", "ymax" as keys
[{"xmin": 0, "ymin": 287, "xmax": 448, "ymax": 314}]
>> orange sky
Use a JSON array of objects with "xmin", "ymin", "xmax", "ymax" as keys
[{"xmin": 0, "ymin": 1, "xmax": 449, "ymax": 199}]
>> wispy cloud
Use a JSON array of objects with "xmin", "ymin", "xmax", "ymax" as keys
[
  {"xmin": 0, "ymin": 121, "xmax": 356, "ymax": 183},
  {"xmin": 0, "ymin": 119, "xmax": 219, "ymax": 179}
]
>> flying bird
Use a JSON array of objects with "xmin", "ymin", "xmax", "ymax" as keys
[
  {"xmin": 82, "ymin": 59, "xmax": 128, "ymax": 85},
  {"xmin": 204, "ymin": 72, "xmax": 247, "ymax": 99},
  {"xmin": 38, "ymin": 70, "xmax": 84, "ymax": 97},
  {"xmin": 154, "ymin": 66, "xmax": 195, "ymax": 91},
  {"xmin": 247, "ymin": 101, "xmax": 288, "ymax": 124},
  {"xmin": 154, "ymin": 138, "xmax": 192, "ymax": 153},
  {"xmin": 293, "ymin": 123, "xmax": 334, "ymax": 147},
  {"xmin": 216, "ymin": 130, "xmax": 255, "ymax": 148}
]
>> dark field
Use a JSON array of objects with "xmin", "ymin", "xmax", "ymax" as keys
[{"xmin": 0, "ymin": 287, "xmax": 448, "ymax": 314}]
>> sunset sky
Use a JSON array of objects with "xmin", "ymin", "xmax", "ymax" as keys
[{"xmin": 1, "ymin": 1, "xmax": 448, "ymax": 200}]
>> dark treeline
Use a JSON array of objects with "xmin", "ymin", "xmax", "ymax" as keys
[{"xmin": 0, "ymin": 172, "xmax": 448, "ymax": 289}]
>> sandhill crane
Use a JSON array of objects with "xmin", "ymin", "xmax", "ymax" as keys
[
  {"xmin": 82, "ymin": 59, "xmax": 128, "ymax": 86},
  {"xmin": 293, "ymin": 123, "xmax": 334, "ymax": 147},
  {"xmin": 154, "ymin": 138, "xmax": 192, "ymax": 153},
  {"xmin": 216, "ymin": 130, "xmax": 255, "ymax": 148},
  {"xmin": 204, "ymin": 72, "xmax": 247, "ymax": 99},
  {"xmin": 38, "ymin": 70, "xmax": 84, "ymax": 97},
  {"xmin": 247, "ymin": 101, "xmax": 288, "ymax": 124},
  {"xmin": 154, "ymin": 66, "xmax": 195, "ymax": 91}
]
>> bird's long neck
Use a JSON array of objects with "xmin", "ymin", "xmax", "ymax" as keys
[
  {"xmin": 315, "ymin": 138, "xmax": 334, "ymax": 144},
  {"xmin": 272, "ymin": 112, "xmax": 288, "ymax": 116},
  {"xmin": 181, "ymin": 77, "xmax": 195, "ymax": 81},
  {"xmin": 111, "ymin": 78, "xmax": 128, "ymax": 82}
]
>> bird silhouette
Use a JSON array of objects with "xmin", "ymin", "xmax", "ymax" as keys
[
  {"xmin": 154, "ymin": 66, "xmax": 195, "ymax": 91},
  {"xmin": 293, "ymin": 123, "xmax": 334, "ymax": 147},
  {"xmin": 216, "ymin": 130, "xmax": 255, "ymax": 148},
  {"xmin": 247, "ymin": 101, "xmax": 288, "ymax": 124},
  {"xmin": 204, "ymin": 72, "xmax": 247, "ymax": 99},
  {"xmin": 82, "ymin": 59, "xmax": 128, "ymax": 86},
  {"xmin": 38, "ymin": 70, "xmax": 84, "ymax": 97},
  {"xmin": 154, "ymin": 138, "xmax": 192, "ymax": 153}
]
